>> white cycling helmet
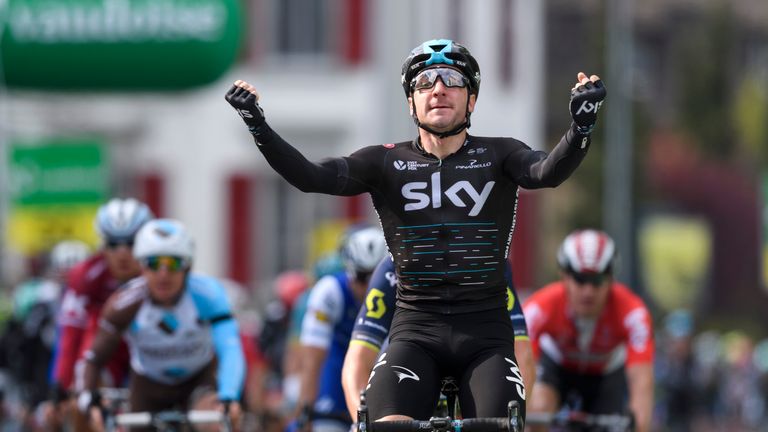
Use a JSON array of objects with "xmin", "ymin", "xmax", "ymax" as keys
[
  {"xmin": 133, "ymin": 219, "xmax": 195, "ymax": 262},
  {"xmin": 50, "ymin": 240, "xmax": 91, "ymax": 272},
  {"xmin": 557, "ymin": 229, "xmax": 616, "ymax": 274},
  {"xmin": 339, "ymin": 225, "xmax": 388, "ymax": 276},
  {"xmin": 95, "ymin": 198, "xmax": 154, "ymax": 241}
]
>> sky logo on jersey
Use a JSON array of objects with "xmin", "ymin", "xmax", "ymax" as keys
[{"xmin": 402, "ymin": 172, "xmax": 494, "ymax": 216}]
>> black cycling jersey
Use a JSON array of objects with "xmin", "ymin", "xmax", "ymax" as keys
[{"xmin": 252, "ymin": 125, "xmax": 589, "ymax": 313}]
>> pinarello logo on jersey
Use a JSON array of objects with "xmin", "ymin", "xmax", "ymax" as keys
[{"xmin": 455, "ymin": 159, "xmax": 491, "ymax": 169}]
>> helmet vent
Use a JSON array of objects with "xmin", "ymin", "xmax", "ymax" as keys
[{"xmin": 429, "ymin": 43, "xmax": 447, "ymax": 52}]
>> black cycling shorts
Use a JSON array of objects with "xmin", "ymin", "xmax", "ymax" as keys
[
  {"xmin": 365, "ymin": 307, "xmax": 526, "ymax": 421},
  {"xmin": 537, "ymin": 352, "xmax": 628, "ymax": 414}
]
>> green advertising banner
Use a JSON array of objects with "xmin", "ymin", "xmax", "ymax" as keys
[
  {"xmin": 7, "ymin": 138, "xmax": 109, "ymax": 254},
  {"xmin": 0, "ymin": 0, "xmax": 242, "ymax": 90}
]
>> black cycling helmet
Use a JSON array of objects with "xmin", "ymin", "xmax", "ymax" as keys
[{"xmin": 401, "ymin": 39, "xmax": 481, "ymax": 98}]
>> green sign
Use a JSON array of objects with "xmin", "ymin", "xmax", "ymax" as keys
[
  {"xmin": 0, "ymin": 0, "xmax": 242, "ymax": 90},
  {"xmin": 7, "ymin": 138, "xmax": 109, "ymax": 254},
  {"xmin": 9, "ymin": 139, "xmax": 108, "ymax": 205}
]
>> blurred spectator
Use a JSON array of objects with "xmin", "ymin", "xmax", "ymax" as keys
[{"xmin": 654, "ymin": 309, "xmax": 699, "ymax": 432}]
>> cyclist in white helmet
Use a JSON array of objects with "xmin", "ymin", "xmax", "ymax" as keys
[
  {"xmin": 47, "ymin": 198, "xmax": 153, "ymax": 431},
  {"xmin": 79, "ymin": 219, "xmax": 246, "ymax": 431},
  {"xmin": 523, "ymin": 229, "xmax": 654, "ymax": 432},
  {"xmin": 292, "ymin": 225, "xmax": 387, "ymax": 432}
]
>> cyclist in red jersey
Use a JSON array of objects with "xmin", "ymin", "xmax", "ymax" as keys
[
  {"xmin": 47, "ymin": 198, "xmax": 154, "ymax": 429},
  {"xmin": 523, "ymin": 229, "xmax": 654, "ymax": 432}
]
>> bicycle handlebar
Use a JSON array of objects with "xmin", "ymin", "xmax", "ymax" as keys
[
  {"xmin": 525, "ymin": 411, "xmax": 634, "ymax": 431},
  {"xmin": 357, "ymin": 398, "xmax": 522, "ymax": 432},
  {"xmin": 115, "ymin": 410, "xmax": 225, "ymax": 426},
  {"xmin": 367, "ymin": 416, "xmax": 513, "ymax": 432}
]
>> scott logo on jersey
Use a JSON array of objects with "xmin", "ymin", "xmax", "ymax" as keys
[{"xmin": 402, "ymin": 172, "xmax": 494, "ymax": 217}]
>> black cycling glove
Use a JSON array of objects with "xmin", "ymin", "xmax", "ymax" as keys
[
  {"xmin": 225, "ymin": 84, "xmax": 266, "ymax": 134},
  {"xmin": 569, "ymin": 79, "xmax": 606, "ymax": 134}
]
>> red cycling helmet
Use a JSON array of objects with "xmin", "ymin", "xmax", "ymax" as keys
[
  {"xmin": 557, "ymin": 229, "xmax": 616, "ymax": 274},
  {"xmin": 275, "ymin": 270, "xmax": 309, "ymax": 309}
]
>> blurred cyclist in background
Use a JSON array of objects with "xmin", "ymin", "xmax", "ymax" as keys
[
  {"xmin": 49, "ymin": 241, "xmax": 92, "ymax": 286},
  {"xmin": 47, "ymin": 198, "xmax": 153, "ymax": 430},
  {"xmin": 222, "ymin": 279, "xmax": 270, "ymax": 430},
  {"xmin": 0, "ymin": 241, "xmax": 89, "ymax": 430},
  {"xmin": 523, "ymin": 229, "xmax": 654, "ymax": 432},
  {"xmin": 79, "ymin": 219, "xmax": 245, "ymax": 431},
  {"xmin": 274, "ymin": 271, "xmax": 311, "ymax": 415},
  {"xmin": 341, "ymin": 256, "xmax": 535, "ymax": 420},
  {"xmin": 292, "ymin": 225, "xmax": 387, "ymax": 432},
  {"xmin": 654, "ymin": 309, "xmax": 698, "ymax": 432}
]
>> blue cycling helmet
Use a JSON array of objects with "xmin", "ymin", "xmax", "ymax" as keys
[
  {"xmin": 95, "ymin": 198, "xmax": 154, "ymax": 242},
  {"xmin": 401, "ymin": 39, "xmax": 481, "ymax": 98}
]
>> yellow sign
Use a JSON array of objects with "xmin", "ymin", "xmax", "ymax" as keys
[
  {"xmin": 8, "ymin": 205, "xmax": 101, "ymax": 255},
  {"xmin": 639, "ymin": 215, "xmax": 712, "ymax": 311}
]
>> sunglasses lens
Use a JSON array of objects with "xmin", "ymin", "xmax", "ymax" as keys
[
  {"xmin": 107, "ymin": 239, "xmax": 134, "ymax": 249},
  {"xmin": 145, "ymin": 256, "xmax": 187, "ymax": 272},
  {"xmin": 571, "ymin": 272, "xmax": 606, "ymax": 286},
  {"xmin": 412, "ymin": 68, "xmax": 468, "ymax": 91}
]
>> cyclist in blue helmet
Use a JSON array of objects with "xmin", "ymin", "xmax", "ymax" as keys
[{"xmin": 226, "ymin": 38, "xmax": 606, "ymax": 425}]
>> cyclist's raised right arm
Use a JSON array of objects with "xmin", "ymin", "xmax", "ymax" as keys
[{"xmin": 225, "ymin": 81, "xmax": 379, "ymax": 196}]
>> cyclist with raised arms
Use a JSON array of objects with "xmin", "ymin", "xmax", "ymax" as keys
[
  {"xmin": 226, "ymin": 38, "xmax": 606, "ymax": 423},
  {"xmin": 341, "ymin": 256, "xmax": 535, "ymax": 420},
  {"xmin": 77, "ymin": 219, "xmax": 245, "ymax": 431},
  {"xmin": 47, "ymin": 198, "xmax": 153, "ymax": 430},
  {"xmin": 294, "ymin": 225, "xmax": 388, "ymax": 432},
  {"xmin": 523, "ymin": 230, "xmax": 654, "ymax": 432}
]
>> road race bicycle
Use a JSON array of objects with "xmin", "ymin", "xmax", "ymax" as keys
[
  {"xmin": 524, "ymin": 411, "xmax": 634, "ymax": 432},
  {"xmin": 99, "ymin": 387, "xmax": 232, "ymax": 432},
  {"xmin": 523, "ymin": 392, "xmax": 634, "ymax": 432},
  {"xmin": 355, "ymin": 376, "xmax": 524, "ymax": 432},
  {"xmin": 113, "ymin": 409, "xmax": 232, "ymax": 432}
]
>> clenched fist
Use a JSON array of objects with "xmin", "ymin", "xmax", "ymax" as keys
[
  {"xmin": 225, "ymin": 80, "xmax": 266, "ymax": 132},
  {"xmin": 569, "ymin": 72, "xmax": 606, "ymax": 134}
]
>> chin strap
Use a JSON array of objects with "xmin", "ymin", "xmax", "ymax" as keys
[{"xmin": 411, "ymin": 94, "xmax": 472, "ymax": 139}]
